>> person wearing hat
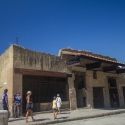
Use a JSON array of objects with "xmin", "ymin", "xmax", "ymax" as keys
[
  {"xmin": 56, "ymin": 94, "xmax": 62, "ymax": 113},
  {"xmin": 16, "ymin": 92, "xmax": 22, "ymax": 101},
  {"xmin": 26, "ymin": 91, "xmax": 35, "ymax": 123},
  {"xmin": 14, "ymin": 92, "xmax": 22, "ymax": 118},
  {"xmin": 52, "ymin": 96, "xmax": 58, "ymax": 119}
]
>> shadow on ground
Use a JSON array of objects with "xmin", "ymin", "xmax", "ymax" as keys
[
  {"xmin": 57, "ymin": 117, "xmax": 69, "ymax": 119},
  {"xmin": 60, "ymin": 112, "xmax": 70, "ymax": 114},
  {"xmin": 35, "ymin": 118, "xmax": 50, "ymax": 122},
  {"xmin": 10, "ymin": 118, "xmax": 25, "ymax": 122},
  {"xmin": 96, "ymin": 108, "xmax": 125, "ymax": 111}
]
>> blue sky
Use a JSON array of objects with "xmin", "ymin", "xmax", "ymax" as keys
[{"xmin": 0, "ymin": 0, "xmax": 125, "ymax": 62}]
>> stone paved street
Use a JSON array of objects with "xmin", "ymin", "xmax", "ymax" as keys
[
  {"xmin": 51, "ymin": 113, "xmax": 125, "ymax": 125},
  {"xmin": 8, "ymin": 108, "xmax": 125, "ymax": 125}
]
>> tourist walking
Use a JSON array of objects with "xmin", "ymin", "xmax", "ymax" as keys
[
  {"xmin": 52, "ymin": 96, "xmax": 58, "ymax": 119},
  {"xmin": 26, "ymin": 91, "xmax": 35, "ymax": 123},
  {"xmin": 2, "ymin": 89, "xmax": 9, "ymax": 121},
  {"xmin": 56, "ymin": 94, "xmax": 62, "ymax": 113}
]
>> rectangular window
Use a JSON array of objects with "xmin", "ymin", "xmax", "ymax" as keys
[
  {"xmin": 108, "ymin": 78, "xmax": 117, "ymax": 87},
  {"xmin": 93, "ymin": 71, "xmax": 97, "ymax": 79}
]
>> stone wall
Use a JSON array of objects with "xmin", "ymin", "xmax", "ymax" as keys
[
  {"xmin": 12, "ymin": 45, "xmax": 65, "ymax": 114},
  {"xmin": 85, "ymin": 71, "xmax": 121, "ymax": 108},
  {"xmin": 117, "ymin": 73, "xmax": 125, "ymax": 108},
  {"xmin": 0, "ymin": 45, "xmax": 63, "ymax": 115},
  {"xmin": 50, "ymin": 59, "xmax": 67, "ymax": 72},
  {"xmin": 0, "ymin": 46, "xmax": 13, "ymax": 112},
  {"xmin": 85, "ymin": 71, "xmax": 116, "ymax": 108},
  {"xmin": 13, "ymin": 45, "xmax": 60, "ymax": 71},
  {"xmin": 0, "ymin": 46, "xmax": 14, "ymax": 117},
  {"xmin": 40, "ymin": 101, "xmax": 69, "ymax": 111},
  {"xmin": 68, "ymin": 73, "xmax": 77, "ymax": 110},
  {"xmin": 67, "ymin": 66, "xmax": 125, "ymax": 109}
]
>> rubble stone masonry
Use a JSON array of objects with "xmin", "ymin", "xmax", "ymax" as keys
[
  {"xmin": 0, "ymin": 46, "xmax": 13, "ymax": 114},
  {"xmin": 13, "ymin": 45, "xmax": 60, "ymax": 71}
]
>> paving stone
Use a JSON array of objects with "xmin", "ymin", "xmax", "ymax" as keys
[{"xmin": 8, "ymin": 108, "xmax": 125, "ymax": 125}]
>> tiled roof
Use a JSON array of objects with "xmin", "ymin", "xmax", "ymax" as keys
[{"xmin": 60, "ymin": 48, "xmax": 125, "ymax": 65}]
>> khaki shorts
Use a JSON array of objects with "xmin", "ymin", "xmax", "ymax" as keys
[{"xmin": 53, "ymin": 108, "xmax": 57, "ymax": 112}]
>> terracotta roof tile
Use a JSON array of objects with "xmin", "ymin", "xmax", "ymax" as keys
[{"xmin": 60, "ymin": 48, "xmax": 125, "ymax": 65}]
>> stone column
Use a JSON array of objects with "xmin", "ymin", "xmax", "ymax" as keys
[
  {"xmin": 103, "ymin": 76, "xmax": 110, "ymax": 108},
  {"xmin": 0, "ymin": 110, "xmax": 8, "ymax": 125},
  {"xmin": 68, "ymin": 74, "xmax": 77, "ymax": 110},
  {"xmin": 86, "ymin": 71, "xmax": 93, "ymax": 108},
  {"xmin": 66, "ymin": 84, "xmax": 69, "ymax": 101},
  {"xmin": 117, "ymin": 74, "xmax": 125, "ymax": 108}
]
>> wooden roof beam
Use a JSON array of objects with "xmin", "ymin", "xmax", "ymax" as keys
[
  {"xmin": 86, "ymin": 62, "xmax": 102, "ymax": 70},
  {"xmin": 116, "ymin": 69, "xmax": 125, "ymax": 74},
  {"xmin": 103, "ymin": 65, "xmax": 117, "ymax": 72}
]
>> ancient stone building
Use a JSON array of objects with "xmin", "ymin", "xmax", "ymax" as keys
[
  {"xmin": 0, "ymin": 45, "xmax": 69, "ymax": 115},
  {"xmin": 0, "ymin": 45, "xmax": 125, "ymax": 116},
  {"xmin": 57, "ymin": 49, "xmax": 125, "ymax": 110}
]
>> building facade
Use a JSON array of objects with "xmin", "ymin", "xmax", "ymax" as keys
[
  {"xmin": 57, "ymin": 49, "xmax": 125, "ymax": 110},
  {"xmin": 0, "ymin": 45, "xmax": 125, "ymax": 115}
]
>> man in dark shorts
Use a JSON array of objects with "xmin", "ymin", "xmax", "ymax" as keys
[{"xmin": 2, "ymin": 89, "xmax": 9, "ymax": 121}]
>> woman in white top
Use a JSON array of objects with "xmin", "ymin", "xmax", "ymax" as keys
[{"xmin": 56, "ymin": 94, "xmax": 62, "ymax": 113}]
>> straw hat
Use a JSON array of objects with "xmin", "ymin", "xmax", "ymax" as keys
[{"xmin": 27, "ymin": 91, "xmax": 32, "ymax": 95}]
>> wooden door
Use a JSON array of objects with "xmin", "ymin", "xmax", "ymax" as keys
[{"xmin": 93, "ymin": 87, "xmax": 104, "ymax": 108}]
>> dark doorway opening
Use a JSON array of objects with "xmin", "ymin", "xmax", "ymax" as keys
[
  {"xmin": 74, "ymin": 72, "xmax": 87, "ymax": 108},
  {"xmin": 122, "ymin": 87, "xmax": 125, "ymax": 104},
  {"xmin": 108, "ymin": 78, "xmax": 119, "ymax": 108},
  {"xmin": 93, "ymin": 87, "xmax": 104, "ymax": 108},
  {"xmin": 109, "ymin": 89, "xmax": 119, "ymax": 107},
  {"xmin": 22, "ymin": 75, "xmax": 68, "ymax": 113}
]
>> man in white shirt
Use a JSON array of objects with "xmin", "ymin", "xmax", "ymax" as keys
[{"xmin": 56, "ymin": 94, "xmax": 62, "ymax": 113}]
